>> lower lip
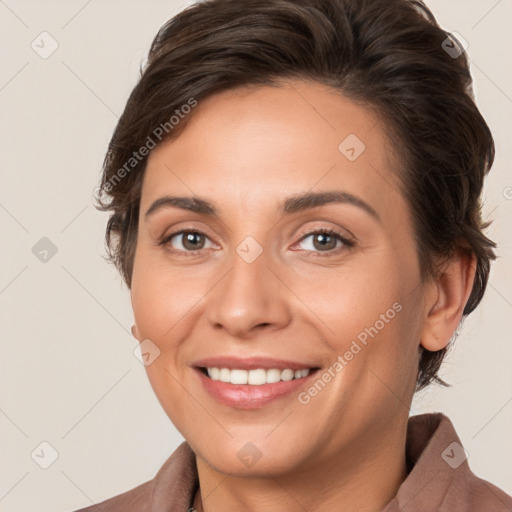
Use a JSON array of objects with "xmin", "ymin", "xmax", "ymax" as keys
[{"xmin": 195, "ymin": 368, "xmax": 317, "ymax": 409}]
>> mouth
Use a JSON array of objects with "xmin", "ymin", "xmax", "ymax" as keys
[
  {"xmin": 192, "ymin": 358, "xmax": 321, "ymax": 409},
  {"xmin": 197, "ymin": 366, "xmax": 318, "ymax": 385}
]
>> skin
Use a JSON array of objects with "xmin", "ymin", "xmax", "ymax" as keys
[{"xmin": 130, "ymin": 79, "xmax": 476, "ymax": 512}]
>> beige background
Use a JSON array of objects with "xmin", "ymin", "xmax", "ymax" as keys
[{"xmin": 0, "ymin": 1, "xmax": 511, "ymax": 511}]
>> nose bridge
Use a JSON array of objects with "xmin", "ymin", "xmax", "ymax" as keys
[{"xmin": 206, "ymin": 238, "xmax": 289, "ymax": 336}]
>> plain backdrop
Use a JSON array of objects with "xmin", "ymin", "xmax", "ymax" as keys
[{"xmin": 0, "ymin": 1, "xmax": 511, "ymax": 511}]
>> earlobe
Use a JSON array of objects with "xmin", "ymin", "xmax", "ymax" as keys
[
  {"xmin": 420, "ymin": 250, "xmax": 477, "ymax": 352},
  {"xmin": 131, "ymin": 324, "xmax": 140, "ymax": 341}
]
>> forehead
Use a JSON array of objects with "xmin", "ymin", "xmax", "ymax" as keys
[{"xmin": 141, "ymin": 79, "xmax": 403, "ymax": 221}]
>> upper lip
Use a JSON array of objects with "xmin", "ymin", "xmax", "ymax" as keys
[{"xmin": 192, "ymin": 356, "xmax": 319, "ymax": 371}]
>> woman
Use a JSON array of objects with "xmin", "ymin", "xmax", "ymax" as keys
[{"xmin": 74, "ymin": 0, "xmax": 511, "ymax": 510}]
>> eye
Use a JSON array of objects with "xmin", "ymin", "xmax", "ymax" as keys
[
  {"xmin": 294, "ymin": 228, "xmax": 354, "ymax": 256},
  {"xmin": 159, "ymin": 229, "xmax": 216, "ymax": 255},
  {"xmin": 158, "ymin": 227, "xmax": 355, "ymax": 257}
]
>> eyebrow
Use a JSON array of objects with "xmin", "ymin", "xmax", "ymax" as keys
[{"xmin": 145, "ymin": 190, "xmax": 380, "ymax": 222}]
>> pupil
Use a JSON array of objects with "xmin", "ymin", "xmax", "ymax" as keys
[
  {"xmin": 185, "ymin": 232, "xmax": 203, "ymax": 250},
  {"xmin": 315, "ymin": 233, "xmax": 334, "ymax": 250}
]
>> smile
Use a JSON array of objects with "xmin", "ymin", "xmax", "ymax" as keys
[
  {"xmin": 202, "ymin": 367, "xmax": 312, "ymax": 385},
  {"xmin": 194, "ymin": 364, "xmax": 320, "ymax": 409}
]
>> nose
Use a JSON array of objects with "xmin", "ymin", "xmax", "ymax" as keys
[{"xmin": 206, "ymin": 245, "xmax": 292, "ymax": 339}]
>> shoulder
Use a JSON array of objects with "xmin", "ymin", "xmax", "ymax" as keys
[
  {"xmin": 462, "ymin": 475, "xmax": 512, "ymax": 511},
  {"xmin": 68, "ymin": 441, "xmax": 197, "ymax": 512},
  {"xmin": 404, "ymin": 413, "xmax": 512, "ymax": 511},
  {"xmin": 71, "ymin": 479, "xmax": 153, "ymax": 512}
]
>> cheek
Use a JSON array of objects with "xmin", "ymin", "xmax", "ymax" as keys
[
  {"xmin": 131, "ymin": 246, "xmax": 205, "ymax": 345},
  {"xmin": 130, "ymin": 258, "xmax": 205, "ymax": 432},
  {"xmin": 305, "ymin": 256, "xmax": 404, "ymax": 342},
  {"xmin": 307, "ymin": 254, "xmax": 420, "ymax": 390}
]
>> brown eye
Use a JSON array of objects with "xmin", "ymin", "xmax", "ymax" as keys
[
  {"xmin": 295, "ymin": 229, "xmax": 354, "ymax": 256},
  {"xmin": 160, "ymin": 230, "xmax": 215, "ymax": 255},
  {"xmin": 180, "ymin": 231, "xmax": 206, "ymax": 251},
  {"xmin": 311, "ymin": 232, "xmax": 338, "ymax": 251}
]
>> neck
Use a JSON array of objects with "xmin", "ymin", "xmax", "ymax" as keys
[{"xmin": 193, "ymin": 419, "xmax": 409, "ymax": 512}]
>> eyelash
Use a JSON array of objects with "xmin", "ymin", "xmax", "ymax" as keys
[{"xmin": 158, "ymin": 227, "xmax": 355, "ymax": 258}]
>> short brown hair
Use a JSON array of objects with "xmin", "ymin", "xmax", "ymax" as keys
[{"xmin": 96, "ymin": 0, "xmax": 497, "ymax": 392}]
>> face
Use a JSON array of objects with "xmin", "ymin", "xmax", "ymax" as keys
[{"xmin": 131, "ymin": 79, "xmax": 427, "ymax": 478}]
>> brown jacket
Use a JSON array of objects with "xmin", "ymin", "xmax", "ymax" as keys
[{"xmin": 72, "ymin": 412, "xmax": 512, "ymax": 511}]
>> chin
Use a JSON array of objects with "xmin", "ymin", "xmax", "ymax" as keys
[{"xmin": 194, "ymin": 436, "xmax": 308, "ymax": 478}]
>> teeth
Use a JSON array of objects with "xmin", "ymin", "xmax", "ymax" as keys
[
  {"xmin": 219, "ymin": 368, "xmax": 230, "ymax": 382},
  {"xmin": 248, "ymin": 368, "xmax": 266, "ymax": 385},
  {"xmin": 281, "ymin": 369, "xmax": 294, "ymax": 381},
  {"xmin": 230, "ymin": 369, "xmax": 248, "ymax": 385},
  {"xmin": 266, "ymin": 369, "xmax": 281, "ymax": 383},
  {"xmin": 205, "ymin": 367, "xmax": 312, "ymax": 385}
]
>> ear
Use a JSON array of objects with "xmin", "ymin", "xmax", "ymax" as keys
[
  {"xmin": 131, "ymin": 323, "xmax": 141, "ymax": 341},
  {"xmin": 420, "ymin": 250, "xmax": 477, "ymax": 352}
]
